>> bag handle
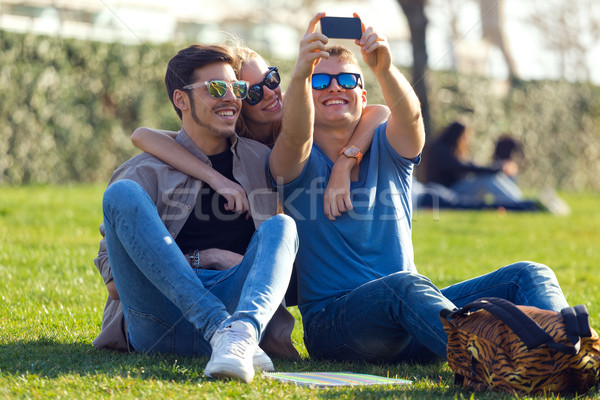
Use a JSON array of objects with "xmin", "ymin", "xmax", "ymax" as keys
[
  {"xmin": 441, "ymin": 297, "xmax": 591, "ymax": 355},
  {"xmin": 562, "ymin": 304, "xmax": 592, "ymax": 340}
]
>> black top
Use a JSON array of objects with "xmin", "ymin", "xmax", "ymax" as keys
[
  {"xmin": 426, "ymin": 143, "xmax": 500, "ymax": 187},
  {"xmin": 175, "ymin": 148, "xmax": 255, "ymax": 255}
]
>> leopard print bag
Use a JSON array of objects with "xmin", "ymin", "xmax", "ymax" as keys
[{"xmin": 440, "ymin": 297, "xmax": 600, "ymax": 395}]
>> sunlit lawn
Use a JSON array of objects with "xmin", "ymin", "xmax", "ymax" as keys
[{"xmin": 1, "ymin": 185, "xmax": 599, "ymax": 399}]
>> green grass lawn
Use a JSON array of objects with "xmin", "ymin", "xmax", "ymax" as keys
[{"xmin": 1, "ymin": 185, "xmax": 599, "ymax": 399}]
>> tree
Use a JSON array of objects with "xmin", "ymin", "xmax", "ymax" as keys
[
  {"xmin": 396, "ymin": 0, "xmax": 432, "ymax": 135},
  {"xmin": 479, "ymin": 0, "xmax": 519, "ymax": 79},
  {"xmin": 528, "ymin": 0, "xmax": 600, "ymax": 82},
  {"xmin": 428, "ymin": 0, "xmax": 518, "ymax": 80}
]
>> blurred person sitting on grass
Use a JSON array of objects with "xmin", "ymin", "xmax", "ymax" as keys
[
  {"xmin": 425, "ymin": 121, "xmax": 528, "ymax": 207},
  {"xmin": 414, "ymin": 134, "xmax": 536, "ymax": 211},
  {"xmin": 425, "ymin": 121, "xmax": 569, "ymax": 214}
]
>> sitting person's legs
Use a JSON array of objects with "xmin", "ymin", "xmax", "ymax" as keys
[
  {"xmin": 303, "ymin": 262, "xmax": 568, "ymax": 365},
  {"xmin": 303, "ymin": 271, "xmax": 454, "ymax": 364},
  {"xmin": 103, "ymin": 180, "xmax": 297, "ymax": 380},
  {"xmin": 441, "ymin": 261, "xmax": 568, "ymax": 312},
  {"xmin": 204, "ymin": 214, "xmax": 297, "ymax": 342},
  {"xmin": 103, "ymin": 179, "xmax": 229, "ymax": 354},
  {"xmin": 452, "ymin": 173, "xmax": 524, "ymax": 205}
]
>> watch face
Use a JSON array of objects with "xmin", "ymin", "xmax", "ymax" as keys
[{"xmin": 344, "ymin": 147, "xmax": 359, "ymax": 156}]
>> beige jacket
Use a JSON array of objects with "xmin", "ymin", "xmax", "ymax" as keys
[{"xmin": 93, "ymin": 129, "xmax": 298, "ymax": 359}]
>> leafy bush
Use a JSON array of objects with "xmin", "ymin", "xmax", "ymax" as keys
[
  {"xmin": 1, "ymin": 30, "xmax": 598, "ymax": 190},
  {"xmin": 0, "ymin": 31, "xmax": 179, "ymax": 184}
]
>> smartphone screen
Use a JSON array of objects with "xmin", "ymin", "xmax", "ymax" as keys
[{"xmin": 320, "ymin": 17, "xmax": 362, "ymax": 40}]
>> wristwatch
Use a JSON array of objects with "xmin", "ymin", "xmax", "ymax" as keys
[
  {"xmin": 189, "ymin": 249, "xmax": 203, "ymax": 269},
  {"xmin": 340, "ymin": 145, "xmax": 363, "ymax": 165}
]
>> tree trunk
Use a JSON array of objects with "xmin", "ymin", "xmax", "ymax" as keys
[
  {"xmin": 397, "ymin": 0, "xmax": 432, "ymax": 135},
  {"xmin": 480, "ymin": 0, "xmax": 519, "ymax": 79}
]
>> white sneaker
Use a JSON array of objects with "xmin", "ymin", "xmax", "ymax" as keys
[
  {"xmin": 204, "ymin": 320, "xmax": 257, "ymax": 383},
  {"xmin": 253, "ymin": 347, "xmax": 274, "ymax": 372},
  {"xmin": 539, "ymin": 187, "xmax": 571, "ymax": 216}
]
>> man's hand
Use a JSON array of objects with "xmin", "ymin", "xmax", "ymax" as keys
[
  {"xmin": 192, "ymin": 249, "xmax": 243, "ymax": 271},
  {"xmin": 351, "ymin": 13, "xmax": 424, "ymax": 159},
  {"xmin": 269, "ymin": 12, "xmax": 329, "ymax": 184},
  {"xmin": 206, "ymin": 173, "xmax": 250, "ymax": 215},
  {"xmin": 294, "ymin": 12, "xmax": 329, "ymax": 79},
  {"xmin": 324, "ymin": 156, "xmax": 355, "ymax": 220},
  {"xmin": 353, "ymin": 12, "xmax": 392, "ymax": 75}
]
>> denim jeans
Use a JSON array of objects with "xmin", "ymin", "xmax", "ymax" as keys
[
  {"xmin": 451, "ymin": 173, "xmax": 524, "ymax": 205},
  {"xmin": 102, "ymin": 179, "xmax": 297, "ymax": 356},
  {"xmin": 413, "ymin": 178, "xmax": 539, "ymax": 211},
  {"xmin": 303, "ymin": 261, "xmax": 568, "ymax": 364}
]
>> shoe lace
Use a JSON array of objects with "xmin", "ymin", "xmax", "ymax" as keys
[{"xmin": 221, "ymin": 326, "xmax": 254, "ymax": 358}]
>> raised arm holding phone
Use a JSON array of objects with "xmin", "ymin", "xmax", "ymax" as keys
[{"xmin": 269, "ymin": 12, "xmax": 570, "ymax": 364}]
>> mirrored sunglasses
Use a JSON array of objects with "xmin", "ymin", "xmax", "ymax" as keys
[
  {"xmin": 183, "ymin": 80, "xmax": 249, "ymax": 100},
  {"xmin": 245, "ymin": 67, "xmax": 281, "ymax": 106},
  {"xmin": 311, "ymin": 73, "xmax": 362, "ymax": 90}
]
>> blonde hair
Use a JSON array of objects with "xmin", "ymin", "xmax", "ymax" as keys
[
  {"xmin": 326, "ymin": 45, "xmax": 361, "ymax": 67},
  {"xmin": 227, "ymin": 42, "xmax": 280, "ymax": 147},
  {"xmin": 232, "ymin": 46, "xmax": 259, "ymax": 75}
]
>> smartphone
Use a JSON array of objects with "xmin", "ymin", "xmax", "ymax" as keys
[{"xmin": 320, "ymin": 17, "xmax": 362, "ymax": 40}]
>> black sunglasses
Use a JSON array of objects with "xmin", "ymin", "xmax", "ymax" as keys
[
  {"xmin": 311, "ymin": 73, "xmax": 363, "ymax": 90},
  {"xmin": 245, "ymin": 67, "xmax": 281, "ymax": 106}
]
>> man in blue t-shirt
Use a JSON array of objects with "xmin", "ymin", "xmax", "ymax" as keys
[{"xmin": 269, "ymin": 13, "xmax": 570, "ymax": 363}]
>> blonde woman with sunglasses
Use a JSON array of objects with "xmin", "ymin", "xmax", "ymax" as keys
[{"xmin": 131, "ymin": 45, "xmax": 388, "ymax": 220}]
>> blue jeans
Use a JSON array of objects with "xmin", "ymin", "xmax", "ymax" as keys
[
  {"xmin": 413, "ymin": 178, "xmax": 539, "ymax": 211},
  {"xmin": 452, "ymin": 173, "xmax": 524, "ymax": 205},
  {"xmin": 102, "ymin": 179, "xmax": 297, "ymax": 356},
  {"xmin": 303, "ymin": 261, "xmax": 568, "ymax": 364}
]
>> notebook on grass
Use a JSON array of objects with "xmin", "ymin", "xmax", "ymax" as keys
[{"xmin": 263, "ymin": 372, "xmax": 412, "ymax": 387}]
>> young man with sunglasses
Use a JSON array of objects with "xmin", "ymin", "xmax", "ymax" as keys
[
  {"xmin": 270, "ymin": 13, "xmax": 569, "ymax": 364},
  {"xmin": 94, "ymin": 44, "xmax": 298, "ymax": 383}
]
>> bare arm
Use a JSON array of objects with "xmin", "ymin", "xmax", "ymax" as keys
[
  {"xmin": 355, "ymin": 13, "xmax": 425, "ymax": 159},
  {"xmin": 269, "ymin": 13, "xmax": 328, "ymax": 184},
  {"xmin": 324, "ymin": 105, "xmax": 390, "ymax": 219},
  {"xmin": 131, "ymin": 127, "xmax": 249, "ymax": 213},
  {"xmin": 350, "ymin": 104, "xmax": 390, "ymax": 155}
]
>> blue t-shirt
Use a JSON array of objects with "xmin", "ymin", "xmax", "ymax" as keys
[{"xmin": 274, "ymin": 122, "xmax": 420, "ymax": 320}]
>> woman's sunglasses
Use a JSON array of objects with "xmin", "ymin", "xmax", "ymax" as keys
[
  {"xmin": 245, "ymin": 67, "xmax": 281, "ymax": 106},
  {"xmin": 183, "ymin": 80, "xmax": 249, "ymax": 100},
  {"xmin": 311, "ymin": 73, "xmax": 363, "ymax": 90}
]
